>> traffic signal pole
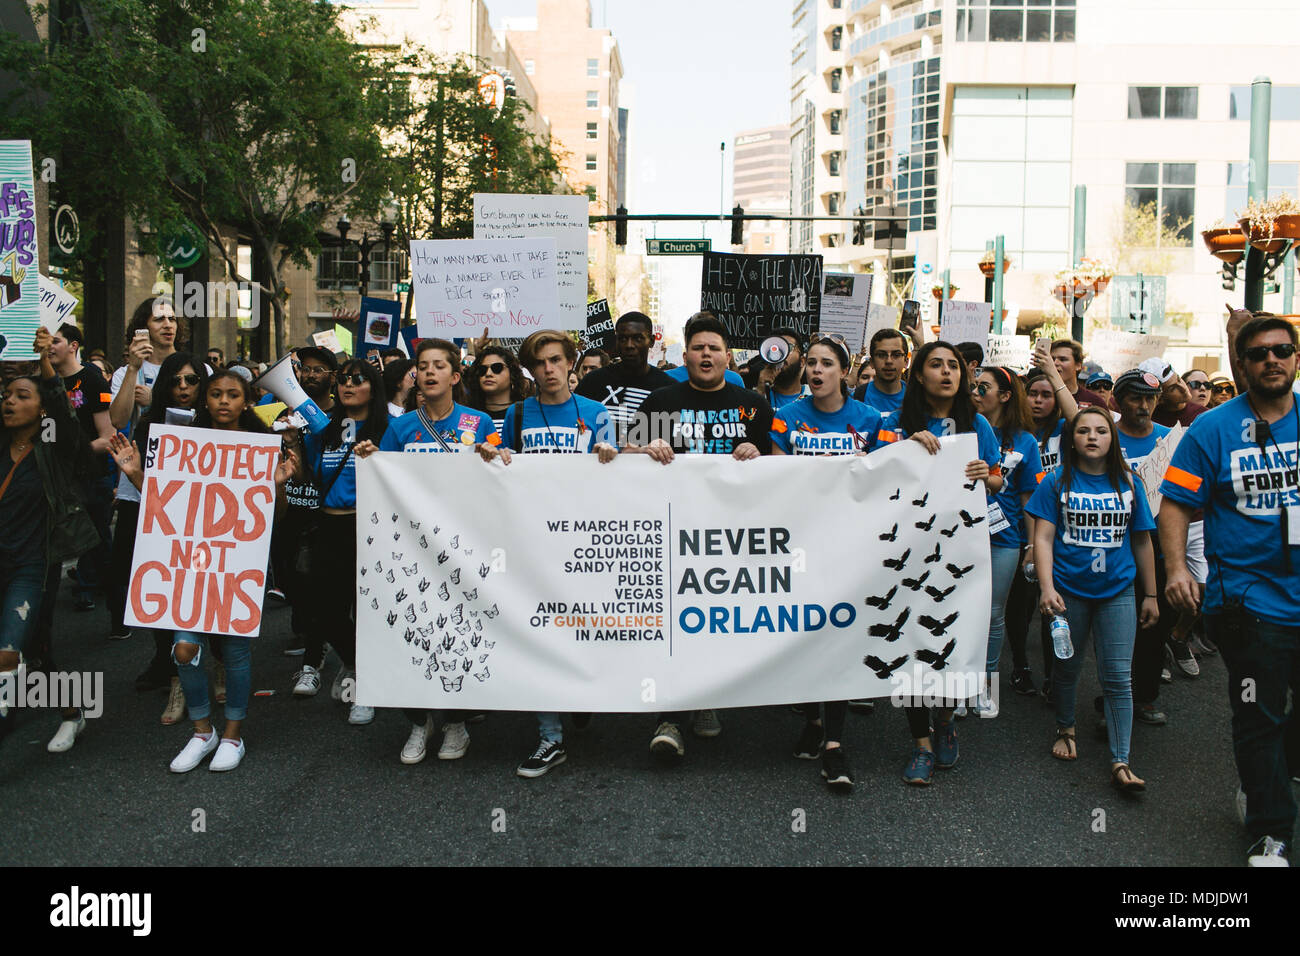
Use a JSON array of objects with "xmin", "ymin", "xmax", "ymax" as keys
[{"xmin": 1244, "ymin": 77, "xmax": 1272, "ymax": 312}]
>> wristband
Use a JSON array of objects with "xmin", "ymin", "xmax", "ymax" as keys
[{"xmin": 1055, "ymin": 385, "xmax": 1068, "ymax": 393}]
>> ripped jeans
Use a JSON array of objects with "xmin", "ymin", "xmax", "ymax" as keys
[
  {"xmin": 172, "ymin": 632, "xmax": 252, "ymax": 722},
  {"xmin": 0, "ymin": 561, "xmax": 46, "ymax": 656}
]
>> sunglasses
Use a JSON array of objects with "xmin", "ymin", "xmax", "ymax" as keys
[
  {"xmin": 336, "ymin": 372, "xmax": 368, "ymax": 386},
  {"xmin": 477, "ymin": 362, "xmax": 507, "ymax": 376},
  {"xmin": 1243, "ymin": 343, "xmax": 1298, "ymax": 362},
  {"xmin": 1185, "ymin": 379, "xmax": 1210, "ymax": 389},
  {"xmin": 1211, "ymin": 383, "xmax": 1236, "ymax": 395},
  {"xmin": 970, "ymin": 382, "xmax": 991, "ymax": 396},
  {"xmin": 171, "ymin": 373, "xmax": 201, "ymax": 387}
]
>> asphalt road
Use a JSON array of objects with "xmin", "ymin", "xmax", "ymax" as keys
[{"xmin": 2, "ymin": 582, "xmax": 1263, "ymax": 866}]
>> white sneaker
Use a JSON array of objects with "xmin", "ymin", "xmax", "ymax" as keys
[
  {"xmin": 169, "ymin": 730, "xmax": 220, "ymax": 773},
  {"xmin": 401, "ymin": 717, "xmax": 433, "ymax": 764},
  {"xmin": 348, "ymin": 703, "xmax": 374, "ymax": 725},
  {"xmin": 0, "ymin": 660, "xmax": 25, "ymax": 719},
  {"xmin": 209, "ymin": 737, "xmax": 246, "ymax": 772},
  {"xmin": 331, "ymin": 667, "xmax": 354, "ymax": 702},
  {"xmin": 1247, "ymin": 836, "xmax": 1290, "ymax": 867},
  {"xmin": 953, "ymin": 704, "xmax": 969, "ymax": 719},
  {"xmin": 292, "ymin": 665, "xmax": 321, "ymax": 697},
  {"xmin": 438, "ymin": 721, "xmax": 470, "ymax": 759},
  {"xmin": 47, "ymin": 713, "xmax": 86, "ymax": 753}
]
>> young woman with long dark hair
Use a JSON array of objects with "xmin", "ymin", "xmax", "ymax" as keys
[
  {"xmin": 464, "ymin": 345, "xmax": 528, "ymax": 435},
  {"xmin": 876, "ymin": 341, "xmax": 1003, "ymax": 786},
  {"xmin": 1027, "ymin": 406, "xmax": 1157, "ymax": 792}
]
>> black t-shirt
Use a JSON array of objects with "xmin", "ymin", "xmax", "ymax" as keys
[
  {"xmin": 64, "ymin": 363, "xmax": 111, "ymax": 477},
  {"xmin": 0, "ymin": 441, "xmax": 46, "ymax": 564},
  {"xmin": 283, "ymin": 424, "xmax": 321, "ymax": 510},
  {"xmin": 576, "ymin": 362, "xmax": 676, "ymax": 440},
  {"xmin": 637, "ymin": 381, "xmax": 773, "ymax": 456}
]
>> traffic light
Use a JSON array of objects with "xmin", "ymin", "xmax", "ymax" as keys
[
  {"xmin": 730, "ymin": 205, "xmax": 744, "ymax": 246},
  {"xmin": 614, "ymin": 205, "xmax": 627, "ymax": 247},
  {"xmin": 852, "ymin": 205, "xmax": 866, "ymax": 245},
  {"xmin": 1221, "ymin": 261, "xmax": 1236, "ymax": 291}
]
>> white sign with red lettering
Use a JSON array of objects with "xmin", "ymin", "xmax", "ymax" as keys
[{"xmin": 125, "ymin": 425, "xmax": 282, "ymax": 636}]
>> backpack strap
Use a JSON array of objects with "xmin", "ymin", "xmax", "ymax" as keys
[{"xmin": 513, "ymin": 401, "xmax": 524, "ymax": 453}]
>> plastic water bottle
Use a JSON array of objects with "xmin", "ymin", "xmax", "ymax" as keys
[
  {"xmin": 1023, "ymin": 561, "xmax": 1037, "ymax": 583},
  {"xmin": 1051, "ymin": 615, "xmax": 1074, "ymax": 659}
]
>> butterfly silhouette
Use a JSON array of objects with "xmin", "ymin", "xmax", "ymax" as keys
[
  {"xmin": 912, "ymin": 492, "xmax": 929, "ymax": 507},
  {"xmin": 423, "ymin": 661, "xmax": 435, "ymax": 681},
  {"xmin": 418, "ymin": 578, "xmax": 431, "ymax": 593},
  {"xmin": 403, "ymin": 628, "xmax": 415, "ymax": 643},
  {"xmin": 438, "ymin": 582, "xmax": 450, "ymax": 601},
  {"xmin": 374, "ymin": 561, "xmax": 383, "ymax": 572},
  {"xmin": 882, "ymin": 548, "xmax": 911, "ymax": 571},
  {"xmin": 385, "ymin": 610, "xmax": 397, "ymax": 625},
  {"xmin": 370, "ymin": 512, "xmax": 379, "ymax": 524},
  {"xmin": 391, "ymin": 513, "xmax": 399, "ymax": 522},
  {"xmin": 419, "ymin": 600, "xmax": 428, "ymax": 614},
  {"xmin": 451, "ymin": 603, "xmax": 464, "ymax": 624},
  {"xmin": 464, "ymin": 548, "xmax": 474, "ymax": 557},
  {"xmin": 404, "ymin": 604, "xmax": 417, "ymax": 623},
  {"xmin": 463, "ymin": 588, "xmax": 478, "ymax": 601},
  {"xmin": 484, "ymin": 640, "xmax": 495, "ymax": 649},
  {"xmin": 946, "ymin": 562, "xmax": 974, "ymax": 579},
  {"xmin": 878, "ymin": 523, "xmax": 898, "ymax": 542},
  {"xmin": 450, "ymin": 568, "xmax": 461, "ymax": 585},
  {"xmin": 963, "ymin": 479, "xmax": 979, "ymax": 491},
  {"xmin": 923, "ymin": 543, "xmax": 942, "ymax": 564},
  {"xmin": 865, "ymin": 584, "xmax": 899, "ymax": 610},
  {"xmin": 436, "ymin": 613, "xmax": 448, "ymax": 629},
  {"xmin": 441, "ymin": 661, "xmax": 456, "ymax": 672},
  {"xmin": 458, "ymin": 657, "xmax": 469, "ymax": 673},
  {"xmin": 410, "ymin": 520, "xmax": 420, "ymax": 530},
  {"xmin": 419, "ymin": 535, "xmax": 428, "ymax": 549},
  {"xmin": 863, "ymin": 654, "xmax": 909, "ymax": 679},
  {"xmin": 450, "ymin": 535, "xmax": 460, "ymax": 550},
  {"xmin": 455, "ymin": 622, "xmax": 470, "ymax": 636},
  {"xmin": 440, "ymin": 675, "xmax": 463, "ymax": 692},
  {"xmin": 370, "ymin": 597, "xmax": 380, "ymax": 610},
  {"xmin": 890, "ymin": 488, "xmax": 901, "ymax": 500},
  {"xmin": 360, "ymin": 567, "xmax": 367, "ymax": 576},
  {"xmin": 359, "ymin": 586, "xmax": 370, "ymax": 596},
  {"xmin": 366, "ymin": 536, "xmax": 374, "ymax": 545},
  {"xmin": 915, "ymin": 514, "xmax": 936, "ymax": 532},
  {"xmin": 918, "ymin": 612, "xmax": 960, "ymax": 637},
  {"xmin": 452, "ymin": 641, "xmax": 466, "ymax": 657},
  {"xmin": 959, "ymin": 509, "xmax": 985, "ymax": 528},
  {"xmin": 478, "ymin": 563, "xmax": 491, "ymax": 579},
  {"xmin": 432, "ymin": 525, "xmax": 441, "ymax": 535},
  {"xmin": 483, "ymin": 604, "xmax": 499, "ymax": 619},
  {"xmin": 925, "ymin": 584, "xmax": 956, "ymax": 601},
  {"xmin": 469, "ymin": 610, "xmax": 479, "ymax": 619},
  {"xmin": 395, "ymin": 588, "xmax": 408, "ymax": 603},
  {"xmin": 417, "ymin": 623, "xmax": 436, "ymax": 639},
  {"xmin": 868, "ymin": 607, "xmax": 910, "ymax": 641},
  {"xmin": 385, "ymin": 569, "xmax": 395, "ymax": 583},
  {"xmin": 478, "ymin": 653, "xmax": 488, "ymax": 663},
  {"xmin": 939, "ymin": 524, "xmax": 959, "ymax": 538},
  {"xmin": 901, "ymin": 570, "xmax": 931, "ymax": 591},
  {"xmin": 916, "ymin": 638, "xmax": 958, "ymax": 670},
  {"xmin": 403, "ymin": 563, "xmax": 418, "ymax": 576},
  {"xmin": 474, "ymin": 668, "xmax": 490, "ymax": 682},
  {"xmin": 437, "ymin": 551, "xmax": 449, "ymax": 565},
  {"xmin": 392, "ymin": 533, "xmax": 400, "ymax": 542}
]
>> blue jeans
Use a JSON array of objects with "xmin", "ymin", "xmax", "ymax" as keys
[
  {"xmin": 1054, "ymin": 587, "xmax": 1136, "ymax": 765},
  {"xmin": 537, "ymin": 712, "xmax": 563, "ymax": 744},
  {"xmin": 172, "ymin": 632, "xmax": 252, "ymax": 722},
  {"xmin": 0, "ymin": 560, "xmax": 46, "ymax": 655},
  {"xmin": 985, "ymin": 544, "xmax": 1021, "ymax": 674},
  {"xmin": 1207, "ymin": 612, "xmax": 1300, "ymax": 846}
]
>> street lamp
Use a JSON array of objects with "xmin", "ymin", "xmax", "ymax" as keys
[{"xmin": 335, "ymin": 210, "xmax": 396, "ymax": 299}]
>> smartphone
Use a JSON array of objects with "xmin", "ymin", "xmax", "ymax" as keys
[
  {"xmin": 899, "ymin": 299, "xmax": 920, "ymax": 334},
  {"xmin": 134, "ymin": 329, "xmax": 150, "ymax": 340}
]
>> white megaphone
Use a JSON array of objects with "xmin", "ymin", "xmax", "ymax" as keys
[{"xmin": 253, "ymin": 354, "xmax": 331, "ymax": 434}]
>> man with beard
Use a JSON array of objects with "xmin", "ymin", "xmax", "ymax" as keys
[
  {"xmin": 576, "ymin": 311, "xmax": 675, "ymax": 444},
  {"xmin": 1160, "ymin": 315, "xmax": 1300, "ymax": 867},
  {"xmin": 758, "ymin": 327, "xmax": 810, "ymax": 412}
]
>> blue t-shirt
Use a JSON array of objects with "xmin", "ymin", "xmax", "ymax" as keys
[
  {"xmin": 854, "ymin": 381, "xmax": 905, "ymax": 415},
  {"xmin": 666, "ymin": 365, "xmax": 745, "ymax": 388},
  {"xmin": 990, "ymin": 427, "xmax": 1044, "ymax": 550},
  {"xmin": 302, "ymin": 429, "xmax": 359, "ymax": 509},
  {"xmin": 877, "ymin": 410, "xmax": 1002, "ymax": 471},
  {"xmin": 379, "ymin": 404, "xmax": 497, "ymax": 454},
  {"xmin": 1026, "ymin": 468, "xmax": 1156, "ymax": 600},
  {"xmin": 1035, "ymin": 418, "xmax": 1066, "ymax": 477},
  {"xmin": 501, "ymin": 395, "xmax": 616, "ymax": 454},
  {"xmin": 770, "ymin": 397, "xmax": 883, "ymax": 456},
  {"xmin": 1159, "ymin": 396, "xmax": 1300, "ymax": 624},
  {"xmin": 765, "ymin": 384, "xmax": 810, "ymax": 412},
  {"xmin": 1116, "ymin": 422, "xmax": 1171, "ymax": 472}
]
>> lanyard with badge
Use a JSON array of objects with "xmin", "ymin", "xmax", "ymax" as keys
[
  {"xmin": 416, "ymin": 406, "xmax": 456, "ymax": 452},
  {"xmin": 1247, "ymin": 399, "xmax": 1300, "ymax": 556}
]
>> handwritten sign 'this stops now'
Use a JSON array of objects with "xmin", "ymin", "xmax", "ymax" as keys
[{"xmin": 410, "ymin": 237, "xmax": 559, "ymax": 339}]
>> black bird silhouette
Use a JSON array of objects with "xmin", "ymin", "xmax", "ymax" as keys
[
  {"xmin": 916, "ymin": 637, "xmax": 958, "ymax": 669},
  {"xmin": 918, "ymin": 612, "xmax": 960, "ymax": 637},
  {"xmin": 963, "ymin": 479, "xmax": 979, "ymax": 491},
  {"xmin": 912, "ymin": 492, "xmax": 929, "ymax": 507},
  {"xmin": 959, "ymin": 509, "xmax": 985, "ymax": 527},
  {"xmin": 882, "ymin": 548, "xmax": 911, "ymax": 571},
  {"xmin": 925, "ymin": 584, "xmax": 956, "ymax": 601},
  {"xmin": 865, "ymin": 584, "xmax": 899, "ymax": 609},
  {"xmin": 868, "ymin": 607, "xmax": 910, "ymax": 641},
  {"xmin": 946, "ymin": 562, "xmax": 974, "ymax": 579},
  {"xmin": 914, "ymin": 514, "xmax": 936, "ymax": 532},
  {"xmin": 901, "ymin": 570, "xmax": 931, "ymax": 591},
  {"xmin": 395, "ymin": 588, "xmax": 408, "ymax": 603},
  {"xmin": 923, "ymin": 542, "xmax": 943, "ymax": 564},
  {"xmin": 418, "ymin": 578, "xmax": 431, "ymax": 593},
  {"xmin": 478, "ymin": 563, "xmax": 491, "ymax": 579},
  {"xmin": 878, "ymin": 523, "xmax": 899, "ymax": 542},
  {"xmin": 938, "ymin": 524, "xmax": 959, "ymax": 538},
  {"xmin": 437, "ymin": 550, "xmax": 450, "ymax": 565},
  {"xmin": 863, "ymin": 654, "xmax": 909, "ymax": 679},
  {"xmin": 386, "ymin": 610, "xmax": 398, "ymax": 627},
  {"xmin": 890, "ymin": 488, "xmax": 901, "ymax": 500}
]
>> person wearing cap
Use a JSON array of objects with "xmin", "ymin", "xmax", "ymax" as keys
[
  {"xmin": 1086, "ymin": 370, "xmax": 1114, "ymax": 402},
  {"xmin": 1112, "ymin": 369, "xmax": 1179, "ymax": 723},
  {"xmin": 1208, "ymin": 374, "xmax": 1237, "ymax": 408},
  {"xmin": 1139, "ymin": 358, "xmax": 1208, "ymax": 428}
]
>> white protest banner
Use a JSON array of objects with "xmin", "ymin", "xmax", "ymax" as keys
[
  {"xmin": 410, "ymin": 238, "xmax": 559, "ymax": 339},
  {"xmin": 1086, "ymin": 329, "xmax": 1170, "ymax": 377},
  {"xmin": 473, "ymin": 194, "xmax": 588, "ymax": 329},
  {"xmin": 819, "ymin": 272, "xmax": 872, "ymax": 350},
  {"xmin": 0, "ymin": 141, "xmax": 39, "ymax": 359},
  {"xmin": 865, "ymin": 302, "xmax": 900, "ymax": 348},
  {"xmin": 939, "ymin": 299, "xmax": 991, "ymax": 354},
  {"xmin": 125, "ymin": 425, "xmax": 282, "ymax": 637},
  {"xmin": 39, "ymin": 274, "xmax": 78, "ymax": 332},
  {"xmin": 985, "ymin": 334, "xmax": 1033, "ymax": 372},
  {"xmin": 355, "ymin": 437, "xmax": 992, "ymax": 712},
  {"xmin": 1135, "ymin": 423, "xmax": 1184, "ymax": 516}
]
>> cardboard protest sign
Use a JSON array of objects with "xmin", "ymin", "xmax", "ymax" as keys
[
  {"xmin": 333, "ymin": 323, "xmax": 353, "ymax": 357},
  {"xmin": 582, "ymin": 298, "xmax": 614, "ymax": 353},
  {"xmin": 39, "ymin": 275, "xmax": 78, "ymax": 333},
  {"xmin": 699, "ymin": 252, "xmax": 823, "ymax": 350},
  {"xmin": 819, "ymin": 272, "xmax": 872, "ymax": 350},
  {"xmin": 474, "ymin": 194, "xmax": 588, "ymax": 330},
  {"xmin": 1135, "ymin": 424, "xmax": 1184, "ymax": 517},
  {"xmin": 865, "ymin": 303, "xmax": 900, "ymax": 347},
  {"xmin": 359, "ymin": 296, "xmax": 400, "ymax": 351},
  {"xmin": 312, "ymin": 329, "xmax": 343, "ymax": 355},
  {"xmin": 1086, "ymin": 329, "xmax": 1170, "ymax": 377},
  {"xmin": 985, "ymin": 334, "xmax": 1033, "ymax": 371},
  {"xmin": 939, "ymin": 299, "xmax": 991, "ymax": 354},
  {"xmin": 410, "ymin": 238, "xmax": 559, "ymax": 339},
  {"xmin": 125, "ymin": 425, "xmax": 282, "ymax": 637},
  {"xmin": 0, "ymin": 141, "xmax": 39, "ymax": 360},
  {"xmin": 356, "ymin": 436, "xmax": 992, "ymax": 711}
]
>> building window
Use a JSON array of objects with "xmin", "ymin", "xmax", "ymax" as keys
[
  {"xmin": 956, "ymin": 0, "xmax": 1075, "ymax": 44},
  {"xmin": 1127, "ymin": 86, "xmax": 1198, "ymax": 119},
  {"xmin": 585, "ymin": 154, "xmax": 598, "ymax": 171},
  {"xmin": 828, "ymin": 109, "xmax": 842, "ymax": 134},
  {"xmin": 524, "ymin": 60, "xmax": 535, "ymax": 75},
  {"xmin": 1125, "ymin": 162, "xmax": 1195, "ymax": 244},
  {"xmin": 830, "ymin": 26, "xmax": 842, "ymax": 51},
  {"xmin": 829, "ymin": 0, "xmax": 841, "ymax": 8},
  {"xmin": 587, "ymin": 58, "xmax": 599, "ymax": 77},
  {"xmin": 828, "ymin": 151, "xmax": 841, "ymax": 176},
  {"xmin": 829, "ymin": 68, "xmax": 842, "ymax": 94},
  {"xmin": 827, "ymin": 193, "xmax": 841, "ymax": 215},
  {"xmin": 586, "ymin": 90, "xmax": 598, "ymax": 109},
  {"xmin": 1229, "ymin": 85, "xmax": 1300, "ymax": 121},
  {"xmin": 586, "ymin": 122, "xmax": 598, "ymax": 141}
]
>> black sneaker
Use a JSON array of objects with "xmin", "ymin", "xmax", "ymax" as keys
[
  {"xmin": 570, "ymin": 713, "xmax": 592, "ymax": 730},
  {"xmin": 1010, "ymin": 668, "xmax": 1036, "ymax": 696},
  {"xmin": 516, "ymin": 739, "xmax": 567, "ymax": 778},
  {"xmin": 1136, "ymin": 703, "xmax": 1168, "ymax": 725},
  {"xmin": 794, "ymin": 722, "xmax": 823, "ymax": 759},
  {"xmin": 74, "ymin": 598, "xmax": 96, "ymax": 613},
  {"xmin": 134, "ymin": 665, "xmax": 172, "ymax": 693},
  {"xmin": 821, "ymin": 746, "xmax": 854, "ymax": 792},
  {"xmin": 847, "ymin": 699, "xmax": 875, "ymax": 713}
]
